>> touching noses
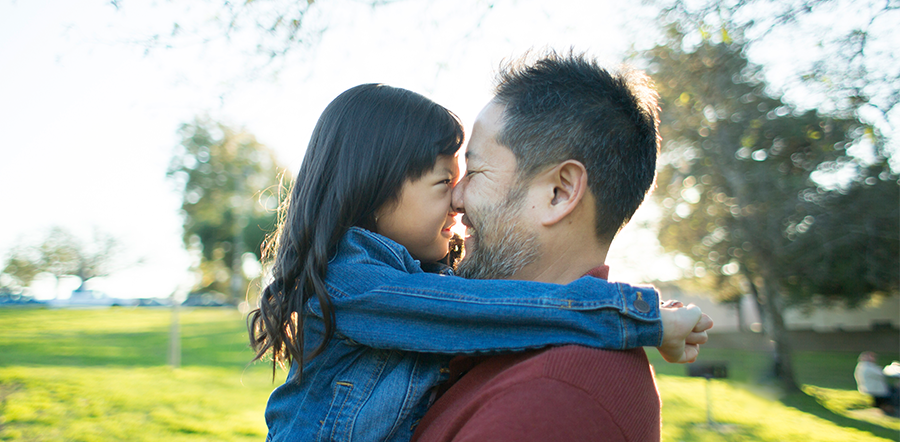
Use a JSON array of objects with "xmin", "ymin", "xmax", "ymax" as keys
[{"xmin": 451, "ymin": 176, "xmax": 466, "ymax": 214}]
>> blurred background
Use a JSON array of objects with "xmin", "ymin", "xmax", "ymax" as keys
[{"xmin": 1, "ymin": 0, "xmax": 898, "ymax": 440}]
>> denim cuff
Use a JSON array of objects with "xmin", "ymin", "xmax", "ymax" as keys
[{"xmin": 617, "ymin": 284, "xmax": 664, "ymax": 347}]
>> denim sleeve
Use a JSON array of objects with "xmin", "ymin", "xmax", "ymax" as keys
[{"xmin": 318, "ymin": 262, "xmax": 664, "ymax": 354}]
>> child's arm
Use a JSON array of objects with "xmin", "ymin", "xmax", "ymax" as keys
[{"xmin": 317, "ymin": 262, "xmax": 662, "ymax": 354}]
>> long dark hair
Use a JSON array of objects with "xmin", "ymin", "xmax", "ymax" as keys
[{"xmin": 248, "ymin": 84, "xmax": 464, "ymax": 380}]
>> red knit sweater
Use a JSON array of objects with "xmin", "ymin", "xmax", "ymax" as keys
[
  {"xmin": 411, "ymin": 346, "xmax": 661, "ymax": 442},
  {"xmin": 412, "ymin": 266, "xmax": 661, "ymax": 442}
]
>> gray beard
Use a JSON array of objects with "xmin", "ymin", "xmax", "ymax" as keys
[{"xmin": 456, "ymin": 188, "xmax": 540, "ymax": 280}]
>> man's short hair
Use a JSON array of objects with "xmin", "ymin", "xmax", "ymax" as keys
[{"xmin": 493, "ymin": 49, "xmax": 660, "ymax": 240}]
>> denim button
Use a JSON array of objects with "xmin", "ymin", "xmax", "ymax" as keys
[{"xmin": 634, "ymin": 291, "xmax": 651, "ymax": 313}]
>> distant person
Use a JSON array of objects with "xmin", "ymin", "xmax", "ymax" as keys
[
  {"xmin": 247, "ymin": 84, "xmax": 712, "ymax": 441},
  {"xmin": 884, "ymin": 361, "xmax": 900, "ymax": 378},
  {"xmin": 855, "ymin": 351, "xmax": 898, "ymax": 416}
]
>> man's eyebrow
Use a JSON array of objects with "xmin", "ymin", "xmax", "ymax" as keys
[{"xmin": 464, "ymin": 151, "xmax": 478, "ymax": 161}]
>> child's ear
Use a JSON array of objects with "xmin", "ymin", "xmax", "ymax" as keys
[{"xmin": 539, "ymin": 160, "xmax": 588, "ymax": 227}]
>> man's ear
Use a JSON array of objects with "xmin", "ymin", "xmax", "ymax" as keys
[{"xmin": 539, "ymin": 160, "xmax": 588, "ymax": 226}]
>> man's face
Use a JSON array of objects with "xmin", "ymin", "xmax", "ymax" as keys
[{"xmin": 453, "ymin": 101, "xmax": 540, "ymax": 279}]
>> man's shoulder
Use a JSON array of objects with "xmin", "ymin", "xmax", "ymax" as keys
[
  {"xmin": 459, "ymin": 346, "xmax": 657, "ymax": 407},
  {"xmin": 509, "ymin": 347, "xmax": 659, "ymax": 441},
  {"xmin": 495, "ymin": 345, "xmax": 652, "ymax": 375},
  {"xmin": 412, "ymin": 347, "xmax": 660, "ymax": 442},
  {"xmin": 539, "ymin": 344, "xmax": 651, "ymax": 364},
  {"xmin": 514, "ymin": 346, "xmax": 657, "ymax": 394}
]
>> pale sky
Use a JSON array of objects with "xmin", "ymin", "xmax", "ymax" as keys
[
  {"xmin": 2, "ymin": 0, "xmax": 684, "ymax": 299},
  {"xmin": 4, "ymin": 0, "xmax": 891, "ymax": 300}
]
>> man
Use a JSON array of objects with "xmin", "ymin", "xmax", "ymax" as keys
[{"xmin": 412, "ymin": 51, "xmax": 711, "ymax": 441}]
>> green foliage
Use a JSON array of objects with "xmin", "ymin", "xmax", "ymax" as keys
[
  {"xmin": 167, "ymin": 119, "xmax": 287, "ymax": 304},
  {"xmin": 0, "ymin": 250, "xmax": 41, "ymax": 292},
  {"xmin": 642, "ymin": 25, "xmax": 899, "ymax": 391},
  {"xmin": 34, "ymin": 227, "xmax": 82, "ymax": 280},
  {"xmin": 644, "ymin": 30, "xmax": 882, "ymax": 300},
  {"xmin": 643, "ymin": 25, "xmax": 899, "ymax": 309},
  {"xmin": 130, "ymin": 0, "xmax": 331, "ymax": 69},
  {"xmin": 204, "ymin": 0, "xmax": 323, "ymax": 59},
  {"xmin": 787, "ymin": 170, "xmax": 900, "ymax": 306},
  {"xmin": 653, "ymin": 0, "xmax": 900, "ymax": 131},
  {"xmin": 1, "ymin": 227, "xmax": 122, "ymax": 292}
]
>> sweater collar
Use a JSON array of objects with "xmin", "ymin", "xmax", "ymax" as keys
[{"xmin": 582, "ymin": 265, "xmax": 610, "ymax": 280}]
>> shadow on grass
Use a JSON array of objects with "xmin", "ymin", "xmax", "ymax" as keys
[
  {"xmin": 781, "ymin": 390, "xmax": 900, "ymax": 441},
  {"xmin": 677, "ymin": 422, "xmax": 767, "ymax": 442}
]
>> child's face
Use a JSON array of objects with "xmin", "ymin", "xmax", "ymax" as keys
[{"xmin": 375, "ymin": 155, "xmax": 460, "ymax": 262}]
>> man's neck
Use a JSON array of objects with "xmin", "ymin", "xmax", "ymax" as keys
[{"xmin": 512, "ymin": 240, "xmax": 610, "ymax": 284}]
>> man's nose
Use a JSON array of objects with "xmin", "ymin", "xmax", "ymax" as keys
[{"xmin": 451, "ymin": 177, "xmax": 466, "ymax": 214}]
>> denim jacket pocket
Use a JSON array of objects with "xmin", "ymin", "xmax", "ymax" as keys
[{"xmin": 317, "ymin": 381, "xmax": 354, "ymax": 442}]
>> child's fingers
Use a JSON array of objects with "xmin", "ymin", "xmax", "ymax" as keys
[
  {"xmin": 661, "ymin": 299, "xmax": 684, "ymax": 308},
  {"xmin": 686, "ymin": 330, "xmax": 708, "ymax": 346},
  {"xmin": 693, "ymin": 313, "xmax": 713, "ymax": 333},
  {"xmin": 682, "ymin": 344, "xmax": 700, "ymax": 363}
]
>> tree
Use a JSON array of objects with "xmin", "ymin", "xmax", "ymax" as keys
[
  {"xmin": 167, "ymin": 119, "xmax": 286, "ymax": 304},
  {"xmin": 1, "ymin": 227, "xmax": 124, "ymax": 294},
  {"xmin": 641, "ymin": 27, "xmax": 898, "ymax": 392},
  {"xmin": 119, "ymin": 0, "xmax": 497, "ymax": 80},
  {"xmin": 787, "ymin": 164, "xmax": 899, "ymax": 306},
  {"xmin": 1, "ymin": 246, "xmax": 42, "ymax": 293},
  {"xmin": 121, "ymin": 0, "xmax": 378, "ymax": 71},
  {"xmin": 649, "ymin": 0, "xmax": 900, "ymax": 144}
]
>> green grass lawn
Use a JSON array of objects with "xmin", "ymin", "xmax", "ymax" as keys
[
  {"xmin": 647, "ymin": 348, "xmax": 900, "ymax": 441},
  {"xmin": 1, "ymin": 307, "xmax": 898, "ymax": 441},
  {"xmin": 0, "ymin": 307, "xmax": 284, "ymax": 441}
]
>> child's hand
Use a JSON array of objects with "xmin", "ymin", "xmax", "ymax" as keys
[{"xmin": 657, "ymin": 302, "xmax": 713, "ymax": 363}]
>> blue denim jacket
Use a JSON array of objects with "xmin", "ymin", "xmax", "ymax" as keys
[{"xmin": 265, "ymin": 227, "xmax": 663, "ymax": 442}]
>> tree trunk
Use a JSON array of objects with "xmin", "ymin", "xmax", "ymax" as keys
[
  {"xmin": 742, "ymin": 268, "xmax": 767, "ymax": 332},
  {"xmin": 77, "ymin": 265, "xmax": 88, "ymax": 292},
  {"xmin": 735, "ymin": 296, "xmax": 746, "ymax": 332},
  {"xmin": 169, "ymin": 291, "xmax": 181, "ymax": 368},
  {"xmin": 761, "ymin": 278, "xmax": 800, "ymax": 392}
]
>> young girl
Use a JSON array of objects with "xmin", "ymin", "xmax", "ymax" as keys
[{"xmin": 249, "ymin": 84, "xmax": 691, "ymax": 442}]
